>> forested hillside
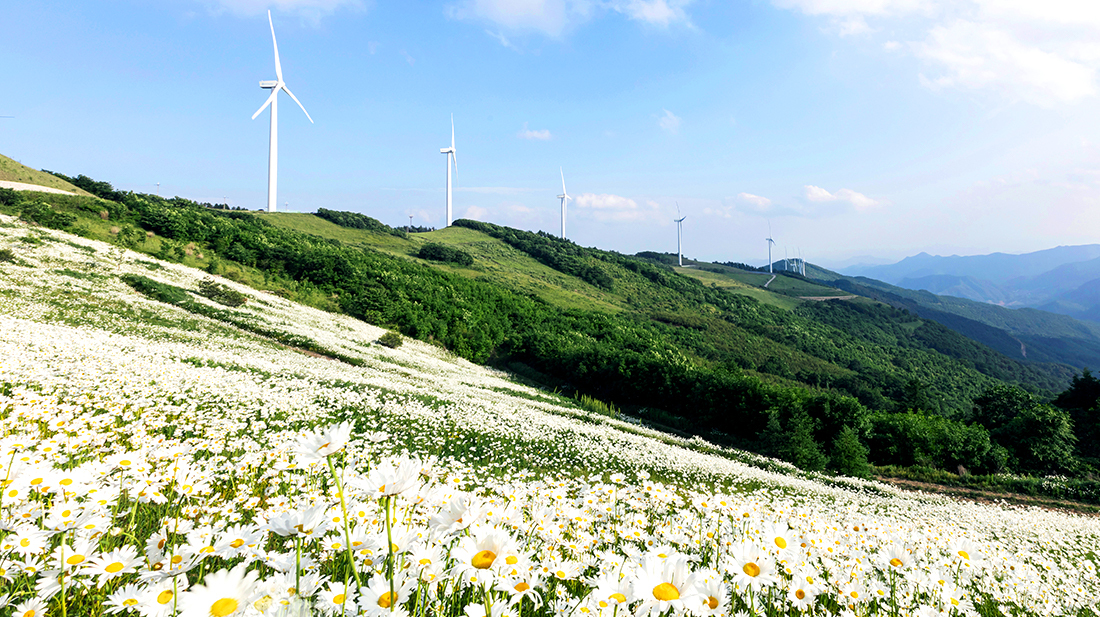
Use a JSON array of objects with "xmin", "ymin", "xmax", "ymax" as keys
[{"xmin": 5, "ymin": 171, "xmax": 1099, "ymax": 489}]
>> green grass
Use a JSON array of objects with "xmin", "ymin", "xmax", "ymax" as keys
[{"xmin": 0, "ymin": 153, "xmax": 92, "ymax": 195}]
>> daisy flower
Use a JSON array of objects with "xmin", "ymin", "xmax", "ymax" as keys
[
  {"xmin": 294, "ymin": 421, "xmax": 354, "ymax": 466},
  {"xmin": 178, "ymin": 564, "xmax": 259, "ymax": 617}
]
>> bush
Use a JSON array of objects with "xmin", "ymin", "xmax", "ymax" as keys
[
  {"xmin": 377, "ymin": 331, "xmax": 403, "ymax": 348},
  {"xmin": 829, "ymin": 425, "xmax": 872, "ymax": 478},
  {"xmin": 0, "ymin": 248, "xmax": 14, "ymax": 263},
  {"xmin": 197, "ymin": 278, "xmax": 249, "ymax": 308},
  {"xmin": 417, "ymin": 243, "xmax": 474, "ymax": 266}
]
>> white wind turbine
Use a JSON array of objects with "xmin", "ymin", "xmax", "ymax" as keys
[
  {"xmin": 252, "ymin": 10, "xmax": 313, "ymax": 213},
  {"xmin": 557, "ymin": 167, "xmax": 571, "ymax": 239},
  {"xmin": 766, "ymin": 223, "xmax": 776, "ymax": 274},
  {"xmin": 674, "ymin": 203, "xmax": 686, "ymax": 267},
  {"xmin": 440, "ymin": 115, "xmax": 458, "ymax": 226}
]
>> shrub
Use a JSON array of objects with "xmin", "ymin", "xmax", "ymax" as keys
[
  {"xmin": 417, "ymin": 243, "xmax": 474, "ymax": 266},
  {"xmin": 377, "ymin": 331, "xmax": 403, "ymax": 348},
  {"xmin": 829, "ymin": 425, "xmax": 872, "ymax": 478},
  {"xmin": 197, "ymin": 278, "xmax": 249, "ymax": 308},
  {"xmin": 0, "ymin": 248, "xmax": 14, "ymax": 263}
]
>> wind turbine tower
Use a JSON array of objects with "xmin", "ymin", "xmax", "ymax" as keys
[
  {"xmin": 252, "ymin": 10, "xmax": 313, "ymax": 213},
  {"xmin": 557, "ymin": 168, "xmax": 572, "ymax": 239},
  {"xmin": 440, "ymin": 115, "xmax": 458, "ymax": 226},
  {"xmin": 674, "ymin": 203, "xmax": 686, "ymax": 267},
  {"xmin": 766, "ymin": 221, "xmax": 776, "ymax": 274}
]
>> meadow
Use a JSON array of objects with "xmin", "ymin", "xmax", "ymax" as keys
[{"xmin": 1, "ymin": 215, "xmax": 1098, "ymax": 617}]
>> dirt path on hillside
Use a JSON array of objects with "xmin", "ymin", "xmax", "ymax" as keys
[{"xmin": 876, "ymin": 476, "xmax": 1100, "ymax": 516}]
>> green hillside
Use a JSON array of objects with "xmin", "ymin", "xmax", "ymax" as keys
[
  {"xmin": 4, "ymin": 167, "xmax": 1096, "ymax": 481},
  {"xmin": 0, "ymin": 153, "xmax": 91, "ymax": 195}
]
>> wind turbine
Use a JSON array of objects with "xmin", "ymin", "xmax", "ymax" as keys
[
  {"xmin": 440, "ymin": 115, "xmax": 458, "ymax": 226},
  {"xmin": 766, "ymin": 222, "xmax": 776, "ymax": 274},
  {"xmin": 252, "ymin": 10, "xmax": 313, "ymax": 213},
  {"xmin": 557, "ymin": 168, "xmax": 572, "ymax": 239},
  {"xmin": 674, "ymin": 203, "xmax": 686, "ymax": 267}
]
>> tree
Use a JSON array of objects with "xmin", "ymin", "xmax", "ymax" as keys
[
  {"xmin": 829, "ymin": 425, "xmax": 871, "ymax": 478},
  {"xmin": 1000, "ymin": 404, "xmax": 1077, "ymax": 475}
]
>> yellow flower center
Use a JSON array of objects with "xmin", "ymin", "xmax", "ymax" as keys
[
  {"xmin": 653, "ymin": 583, "xmax": 680, "ymax": 601},
  {"xmin": 120, "ymin": 460, "xmax": 131, "ymax": 466},
  {"xmin": 515, "ymin": 582, "xmax": 531, "ymax": 592},
  {"xmin": 124, "ymin": 599, "xmax": 139, "ymax": 607},
  {"xmin": 200, "ymin": 546, "xmax": 216, "ymax": 553},
  {"xmin": 60, "ymin": 479, "xmax": 73, "ymax": 486},
  {"xmin": 106, "ymin": 562, "xmax": 125, "ymax": 573},
  {"xmin": 378, "ymin": 592, "xmax": 397, "ymax": 608},
  {"xmin": 795, "ymin": 589, "xmax": 806, "ymax": 600},
  {"xmin": 22, "ymin": 610, "xmax": 36, "ymax": 617},
  {"xmin": 742, "ymin": 562, "xmax": 761, "ymax": 578},
  {"xmin": 506, "ymin": 555, "xmax": 518, "ymax": 565},
  {"xmin": 157, "ymin": 590, "xmax": 174, "ymax": 605},
  {"xmin": 774, "ymin": 537, "xmax": 786, "ymax": 549},
  {"xmin": 890, "ymin": 558, "xmax": 903, "ymax": 567},
  {"xmin": 472, "ymin": 549, "xmax": 497, "ymax": 569},
  {"xmin": 20, "ymin": 538, "xmax": 30, "ymax": 547},
  {"xmin": 211, "ymin": 598, "xmax": 239, "ymax": 616},
  {"xmin": 67, "ymin": 554, "xmax": 86, "ymax": 565},
  {"xmin": 958, "ymin": 550, "xmax": 970, "ymax": 560},
  {"xmin": 333, "ymin": 594, "xmax": 346, "ymax": 605},
  {"xmin": 230, "ymin": 539, "xmax": 245, "ymax": 548},
  {"xmin": 610, "ymin": 593, "xmax": 627, "ymax": 603},
  {"xmin": 708, "ymin": 596, "xmax": 720, "ymax": 609}
]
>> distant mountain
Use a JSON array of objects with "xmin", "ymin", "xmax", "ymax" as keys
[
  {"xmin": 894, "ymin": 275, "xmax": 1010, "ymax": 304},
  {"xmin": 843, "ymin": 245, "xmax": 1100, "ymax": 285}
]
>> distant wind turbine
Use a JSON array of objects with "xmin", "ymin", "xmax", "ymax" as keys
[
  {"xmin": 252, "ymin": 10, "xmax": 313, "ymax": 213},
  {"xmin": 557, "ymin": 168, "xmax": 571, "ymax": 239},
  {"xmin": 766, "ymin": 221, "xmax": 776, "ymax": 274},
  {"xmin": 675, "ymin": 203, "xmax": 686, "ymax": 267},
  {"xmin": 440, "ymin": 115, "xmax": 458, "ymax": 226}
]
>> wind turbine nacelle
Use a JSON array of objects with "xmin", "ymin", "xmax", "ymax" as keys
[{"xmin": 259, "ymin": 80, "xmax": 278, "ymax": 89}]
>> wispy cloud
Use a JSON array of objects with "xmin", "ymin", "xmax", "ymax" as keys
[
  {"xmin": 609, "ymin": 0, "xmax": 693, "ymax": 27},
  {"xmin": 803, "ymin": 185, "xmax": 880, "ymax": 209},
  {"xmin": 401, "ymin": 50, "xmax": 416, "ymax": 65},
  {"xmin": 205, "ymin": 0, "xmax": 367, "ymax": 20},
  {"xmin": 463, "ymin": 205, "xmax": 489, "ymax": 220},
  {"xmin": 657, "ymin": 109, "xmax": 681, "ymax": 134},
  {"xmin": 517, "ymin": 122, "xmax": 552, "ymax": 140},
  {"xmin": 574, "ymin": 192, "xmax": 665, "ymax": 222},
  {"xmin": 485, "ymin": 29, "xmax": 518, "ymax": 50},
  {"xmin": 445, "ymin": 0, "xmax": 690, "ymax": 37}
]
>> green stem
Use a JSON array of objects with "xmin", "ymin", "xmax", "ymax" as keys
[
  {"xmin": 327, "ymin": 454, "xmax": 362, "ymax": 590},
  {"xmin": 385, "ymin": 495, "xmax": 395, "ymax": 611}
]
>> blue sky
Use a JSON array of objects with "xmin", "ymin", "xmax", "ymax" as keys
[{"xmin": 4, "ymin": 0, "xmax": 1100, "ymax": 266}]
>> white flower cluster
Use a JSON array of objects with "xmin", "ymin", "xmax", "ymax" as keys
[{"xmin": 0, "ymin": 216, "xmax": 1098, "ymax": 617}]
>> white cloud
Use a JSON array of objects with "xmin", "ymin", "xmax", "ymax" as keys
[
  {"xmin": 517, "ymin": 122, "xmax": 552, "ymax": 140},
  {"xmin": 486, "ymin": 29, "xmax": 518, "ymax": 50},
  {"xmin": 772, "ymin": 0, "xmax": 1100, "ymax": 106},
  {"xmin": 205, "ymin": 0, "xmax": 366, "ymax": 19},
  {"xmin": 445, "ymin": 0, "xmax": 588, "ymax": 37},
  {"xmin": 456, "ymin": 186, "xmax": 540, "ymax": 194},
  {"xmin": 609, "ymin": 0, "xmax": 692, "ymax": 27},
  {"xmin": 575, "ymin": 192, "xmax": 663, "ymax": 221},
  {"xmin": 401, "ymin": 50, "xmax": 416, "ymax": 66},
  {"xmin": 445, "ymin": 0, "xmax": 689, "ymax": 37},
  {"xmin": 914, "ymin": 20, "xmax": 1097, "ymax": 106},
  {"xmin": 738, "ymin": 192, "xmax": 773, "ymax": 208},
  {"xmin": 658, "ymin": 109, "xmax": 681, "ymax": 134},
  {"xmin": 463, "ymin": 206, "xmax": 489, "ymax": 220},
  {"xmin": 803, "ymin": 185, "xmax": 880, "ymax": 209}
]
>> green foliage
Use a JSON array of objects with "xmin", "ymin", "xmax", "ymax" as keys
[
  {"xmin": 377, "ymin": 331, "xmax": 403, "ymax": 348},
  {"xmin": 418, "ymin": 242, "xmax": 474, "ymax": 266},
  {"xmin": 0, "ymin": 248, "xmax": 14, "ymax": 263},
  {"xmin": 829, "ymin": 425, "xmax": 871, "ymax": 478},
  {"xmin": 973, "ymin": 385, "xmax": 1077, "ymax": 474},
  {"xmin": 0, "ymin": 187, "xmax": 24, "ymax": 207},
  {"xmin": 198, "ymin": 278, "xmax": 249, "ymax": 307},
  {"xmin": 18, "ymin": 201, "xmax": 77, "ymax": 229},
  {"xmin": 315, "ymin": 208, "xmax": 406, "ymax": 237},
  {"xmin": 868, "ymin": 411, "xmax": 1002, "ymax": 474},
  {"xmin": 1053, "ymin": 369, "xmax": 1100, "ymax": 462},
  {"xmin": 573, "ymin": 392, "xmax": 620, "ymax": 419},
  {"xmin": 120, "ymin": 273, "xmax": 190, "ymax": 305}
]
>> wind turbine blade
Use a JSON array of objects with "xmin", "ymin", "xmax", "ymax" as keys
[
  {"xmin": 451, "ymin": 114, "xmax": 455, "ymax": 150},
  {"xmin": 269, "ymin": 11, "xmax": 283, "ymax": 82},
  {"xmin": 452, "ymin": 151, "xmax": 458, "ymax": 175},
  {"xmin": 560, "ymin": 167, "xmax": 567, "ymax": 194},
  {"xmin": 281, "ymin": 84, "xmax": 314, "ymax": 123},
  {"xmin": 251, "ymin": 88, "xmax": 279, "ymax": 120}
]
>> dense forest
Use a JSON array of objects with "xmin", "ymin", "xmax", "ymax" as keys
[{"xmin": 5, "ymin": 176, "xmax": 1100, "ymax": 496}]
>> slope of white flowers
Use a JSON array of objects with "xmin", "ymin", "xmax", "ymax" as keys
[{"xmin": 0, "ymin": 215, "xmax": 1098, "ymax": 617}]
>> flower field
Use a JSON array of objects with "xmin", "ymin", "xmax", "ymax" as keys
[{"xmin": 0, "ymin": 215, "xmax": 1098, "ymax": 617}]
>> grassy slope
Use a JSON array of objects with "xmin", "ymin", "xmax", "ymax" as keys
[{"xmin": 0, "ymin": 154, "xmax": 92, "ymax": 195}]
